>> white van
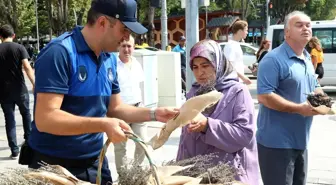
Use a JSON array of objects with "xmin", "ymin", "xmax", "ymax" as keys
[{"xmin": 266, "ymin": 20, "xmax": 336, "ymax": 86}]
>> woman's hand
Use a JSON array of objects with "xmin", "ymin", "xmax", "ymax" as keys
[{"xmin": 188, "ymin": 113, "xmax": 208, "ymax": 133}]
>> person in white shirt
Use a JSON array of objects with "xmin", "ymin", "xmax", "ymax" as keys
[
  {"xmin": 114, "ymin": 35, "xmax": 147, "ymax": 175},
  {"xmin": 223, "ymin": 20, "xmax": 252, "ymax": 85}
]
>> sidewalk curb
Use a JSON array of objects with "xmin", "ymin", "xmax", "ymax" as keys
[{"xmin": 308, "ymin": 177, "xmax": 336, "ymax": 185}]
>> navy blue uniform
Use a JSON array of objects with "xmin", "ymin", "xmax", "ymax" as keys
[{"xmin": 28, "ymin": 26, "xmax": 120, "ymax": 184}]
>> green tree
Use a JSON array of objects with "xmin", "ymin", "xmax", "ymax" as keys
[
  {"xmin": 0, "ymin": 0, "xmax": 19, "ymax": 32},
  {"xmin": 68, "ymin": 0, "xmax": 90, "ymax": 26},
  {"xmin": 304, "ymin": 0, "xmax": 336, "ymax": 20},
  {"xmin": 16, "ymin": 0, "xmax": 36, "ymax": 39},
  {"xmin": 0, "ymin": 0, "xmax": 37, "ymax": 42},
  {"xmin": 270, "ymin": 0, "xmax": 308, "ymax": 21}
]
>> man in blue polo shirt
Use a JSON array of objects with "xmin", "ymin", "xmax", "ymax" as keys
[
  {"xmin": 257, "ymin": 11, "xmax": 324, "ymax": 185},
  {"xmin": 20, "ymin": 0, "xmax": 178, "ymax": 184}
]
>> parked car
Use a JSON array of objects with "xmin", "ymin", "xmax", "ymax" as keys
[{"xmin": 219, "ymin": 42, "xmax": 258, "ymax": 75}]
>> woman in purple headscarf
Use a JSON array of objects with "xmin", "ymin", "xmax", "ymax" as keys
[{"xmin": 176, "ymin": 40, "xmax": 259, "ymax": 185}]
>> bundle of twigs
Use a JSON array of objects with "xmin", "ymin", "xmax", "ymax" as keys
[
  {"xmin": 117, "ymin": 153, "xmax": 240, "ymax": 185},
  {"xmin": 0, "ymin": 162, "xmax": 94, "ymax": 185},
  {"xmin": 0, "ymin": 153, "xmax": 241, "ymax": 185}
]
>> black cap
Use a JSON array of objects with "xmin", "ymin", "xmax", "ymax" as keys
[{"xmin": 91, "ymin": 0, "xmax": 148, "ymax": 34}]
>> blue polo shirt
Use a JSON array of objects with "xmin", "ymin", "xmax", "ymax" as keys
[
  {"xmin": 28, "ymin": 26, "xmax": 120, "ymax": 159},
  {"xmin": 256, "ymin": 41, "xmax": 319, "ymax": 150}
]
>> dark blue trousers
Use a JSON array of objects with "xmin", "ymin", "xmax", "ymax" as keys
[
  {"xmin": 0, "ymin": 92, "xmax": 31, "ymax": 155},
  {"xmin": 258, "ymin": 143, "xmax": 308, "ymax": 185}
]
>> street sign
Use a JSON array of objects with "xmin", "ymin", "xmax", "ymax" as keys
[{"xmin": 199, "ymin": 0, "xmax": 210, "ymax": 6}]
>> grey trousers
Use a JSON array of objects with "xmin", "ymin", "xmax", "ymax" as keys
[
  {"xmin": 114, "ymin": 121, "xmax": 147, "ymax": 174},
  {"xmin": 258, "ymin": 143, "xmax": 308, "ymax": 185}
]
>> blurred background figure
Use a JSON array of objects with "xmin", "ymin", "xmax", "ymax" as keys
[
  {"xmin": 114, "ymin": 35, "xmax": 147, "ymax": 178},
  {"xmin": 248, "ymin": 39, "xmax": 271, "ymax": 76},
  {"xmin": 308, "ymin": 36, "xmax": 324, "ymax": 83},
  {"xmin": 256, "ymin": 39, "xmax": 271, "ymax": 63},
  {"xmin": 0, "ymin": 24, "xmax": 34, "ymax": 159},
  {"xmin": 172, "ymin": 36, "xmax": 186, "ymax": 94},
  {"xmin": 166, "ymin": 45, "xmax": 172, "ymax": 51}
]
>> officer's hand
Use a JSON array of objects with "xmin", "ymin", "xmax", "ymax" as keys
[{"xmin": 102, "ymin": 118, "xmax": 132, "ymax": 144}]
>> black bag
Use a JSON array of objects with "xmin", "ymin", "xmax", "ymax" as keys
[{"xmin": 18, "ymin": 141, "xmax": 34, "ymax": 165}]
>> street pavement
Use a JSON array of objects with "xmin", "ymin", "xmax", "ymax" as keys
[{"xmin": 1, "ymin": 78, "xmax": 336, "ymax": 184}]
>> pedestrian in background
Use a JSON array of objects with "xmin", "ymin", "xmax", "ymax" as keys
[
  {"xmin": 248, "ymin": 39, "xmax": 271, "ymax": 75},
  {"xmin": 223, "ymin": 20, "xmax": 252, "ymax": 85},
  {"xmin": 0, "ymin": 24, "xmax": 35, "ymax": 159},
  {"xmin": 114, "ymin": 35, "xmax": 147, "ymax": 177},
  {"xmin": 308, "ymin": 36, "xmax": 324, "ymax": 83},
  {"xmin": 173, "ymin": 36, "xmax": 187, "ymax": 93}
]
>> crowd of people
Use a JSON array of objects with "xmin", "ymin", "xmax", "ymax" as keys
[{"xmin": 0, "ymin": 0, "xmax": 327, "ymax": 185}]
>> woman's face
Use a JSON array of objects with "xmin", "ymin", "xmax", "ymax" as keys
[
  {"xmin": 264, "ymin": 41, "xmax": 271, "ymax": 49},
  {"xmin": 308, "ymin": 42, "xmax": 313, "ymax": 48},
  {"xmin": 191, "ymin": 57, "xmax": 216, "ymax": 85}
]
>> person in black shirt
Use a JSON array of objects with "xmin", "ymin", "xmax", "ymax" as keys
[
  {"xmin": 0, "ymin": 24, "xmax": 35, "ymax": 159},
  {"xmin": 256, "ymin": 39, "xmax": 271, "ymax": 63},
  {"xmin": 248, "ymin": 39, "xmax": 271, "ymax": 75}
]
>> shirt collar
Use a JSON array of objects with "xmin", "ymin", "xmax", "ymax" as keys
[
  {"xmin": 72, "ymin": 26, "xmax": 110, "ymax": 57},
  {"xmin": 282, "ymin": 41, "xmax": 309, "ymax": 60}
]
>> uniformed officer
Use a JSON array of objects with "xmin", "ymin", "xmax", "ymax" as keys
[{"xmin": 22, "ymin": 0, "xmax": 178, "ymax": 184}]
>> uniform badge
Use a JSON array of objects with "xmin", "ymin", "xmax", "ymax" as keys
[
  {"xmin": 108, "ymin": 68, "xmax": 114, "ymax": 81},
  {"xmin": 78, "ymin": 65, "xmax": 87, "ymax": 82}
]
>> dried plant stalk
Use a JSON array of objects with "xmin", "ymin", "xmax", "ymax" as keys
[
  {"xmin": 163, "ymin": 153, "xmax": 237, "ymax": 184},
  {"xmin": 117, "ymin": 159, "xmax": 153, "ymax": 185},
  {"xmin": 0, "ymin": 167, "xmax": 53, "ymax": 185},
  {"xmin": 0, "ymin": 154, "xmax": 239, "ymax": 185},
  {"xmin": 117, "ymin": 153, "xmax": 238, "ymax": 185},
  {"xmin": 0, "ymin": 163, "xmax": 94, "ymax": 185}
]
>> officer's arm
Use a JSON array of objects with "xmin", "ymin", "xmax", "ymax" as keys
[
  {"xmin": 107, "ymin": 93, "xmax": 152, "ymax": 123},
  {"xmin": 35, "ymin": 93, "xmax": 108, "ymax": 135},
  {"xmin": 34, "ymin": 44, "xmax": 107, "ymax": 135}
]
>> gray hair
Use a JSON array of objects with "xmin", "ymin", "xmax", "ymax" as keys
[{"xmin": 284, "ymin": 11, "xmax": 311, "ymax": 29}]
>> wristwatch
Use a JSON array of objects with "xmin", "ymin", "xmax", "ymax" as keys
[{"xmin": 150, "ymin": 107, "xmax": 157, "ymax": 121}]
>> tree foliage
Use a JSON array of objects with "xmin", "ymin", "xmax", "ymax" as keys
[
  {"xmin": 0, "ymin": 0, "xmax": 335, "ymax": 42},
  {"xmin": 268, "ymin": 0, "xmax": 307, "ymax": 21},
  {"xmin": 304, "ymin": 0, "xmax": 336, "ymax": 20}
]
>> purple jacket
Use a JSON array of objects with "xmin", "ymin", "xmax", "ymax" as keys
[{"xmin": 176, "ymin": 80, "xmax": 259, "ymax": 185}]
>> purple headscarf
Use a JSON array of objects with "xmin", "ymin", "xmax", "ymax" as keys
[{"xmin": 189, "ymin": 39, "xmax": 235, "ymax": 94}]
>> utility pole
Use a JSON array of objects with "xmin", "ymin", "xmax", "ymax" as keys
[
  {"xmin": 161, "ymin": 0, "xmax": 168, "ymax": 50},
  {"xmin": 35, "ymin": 0, "xmax": 40, "ymax": 53},
  {"xmin": 266, "ymin": 0, "xmax": 271, "ymax": 33},
  {"xmin": 205, "ymin": 5, "xmax": 208, "ymax": 38},
  {"xmin": 74, "ymin": 9, "xmax": 78, "ymax": 26},
  {"xmin": 185, "ymin": 0, "xmax": 199, "ymax": 91}
]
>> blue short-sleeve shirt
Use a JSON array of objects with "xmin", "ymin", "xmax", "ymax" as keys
[
  {"xmin": 256, "ymin": 41, "xmax": 319, "ymax": 150},
  {"xmin": 28, "ymin": 26, "xmax": 120, "ymax": 159}
]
